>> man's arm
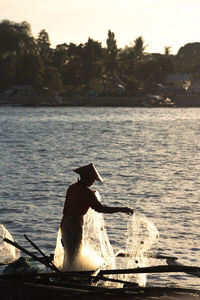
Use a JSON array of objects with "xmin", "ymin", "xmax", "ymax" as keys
[{"xmin": 96, "ymin": 206, "xmax": 134, "ymax": 215}]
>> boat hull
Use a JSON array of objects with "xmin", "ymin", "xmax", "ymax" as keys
[{"xmin": 1, "ymin": 277, "xmax": 200, "ymax": 300}]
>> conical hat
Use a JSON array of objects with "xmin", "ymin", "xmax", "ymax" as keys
[{"xmin": 73, "ymin": 163, "xmax": 103, "ymax": 182}]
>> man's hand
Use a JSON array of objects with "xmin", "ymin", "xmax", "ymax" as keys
[{"xmin": 124, "ymin": 207, "xmax": 134, "ymax": 215}]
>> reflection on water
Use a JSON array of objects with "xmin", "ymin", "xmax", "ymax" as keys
[{"xmin": 0, "ymin": 106, "xmax": 200, "ymax": 288}]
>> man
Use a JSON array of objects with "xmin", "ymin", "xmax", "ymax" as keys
[{"xmin": 61, "ymin": 163, "xmax": 134, "ymax": 270}]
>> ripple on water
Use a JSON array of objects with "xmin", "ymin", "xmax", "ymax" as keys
[{"xmin": 0, "ymin": 107, "xmax": 200, "ymax": 288}]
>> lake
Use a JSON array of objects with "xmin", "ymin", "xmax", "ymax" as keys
[{"xmin": 0, "ymin": 106, "xmax": 200, "ymax": 288}]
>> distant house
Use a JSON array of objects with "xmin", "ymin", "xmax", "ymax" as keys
[
  {"xmin": 11, "ymin": 85, "xmax": 34, "ymax": 96},
  {"xmin": 166, "ymin": 73, "xmax": 191, "ymax": 90}
]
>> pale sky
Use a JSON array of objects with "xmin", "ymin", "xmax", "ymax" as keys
[{"xmin": 0, "ymin": 0, "xmax": 200, "ymax": 54}]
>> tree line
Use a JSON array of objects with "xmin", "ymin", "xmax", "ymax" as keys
[{"xmin": 1, "ymin": 19, "xmax": 200, "ymax": 97}]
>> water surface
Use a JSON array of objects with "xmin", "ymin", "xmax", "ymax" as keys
[{"xmin": 0, "ymin": 106, "xmax": 200, "ymax": 287}]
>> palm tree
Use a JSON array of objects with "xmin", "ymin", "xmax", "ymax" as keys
[{"xmin": 133, "ymin": 36, "xmax": 147, "ymax": 61}]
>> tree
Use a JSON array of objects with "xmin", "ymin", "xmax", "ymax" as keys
[
  {"xmin": 43, "ymin": 66, "xmax": 63, "ymax": 93},
  {"xmin": 15, "ymin": 53, "xmax": 43, "ymax": 86},
  {"xmin": 164, "ymin": 46, "xmax": 171, "ymax": 56},
  {"xmin": 133, "ymin": 36, "xmax": 147, "ymax": 62},
  {"xmin": 37, "ymin": 29, "xmax": 51, "ymax": 50},
  {"xmin": 37, "ymin": 29, "xmax": 52, "ymax": 65},
  {"xmin": 0, "ymin": 55, "xmax": 16, "ymax": 90},
  {"xmin": 105, "ymin": 30, "xmax": 118, "ymax": 76},
  {"xmin": 177, "ymin": 42, "xmax": 200, "ymax": 65},
  {"xmin": 0, "ymin": 20, "xmax": 35, "ymax": 55},
  {"xmin": 190, "ymin": 58, "xmax": 200, "ymax": 80},
  {"xmin": 0, "ymin": 20, "xmax": 38, "ymax": 90},
  {"xmin": 53, "ymin": 43, "xmax": 68, "ymax": 71},
  {"xmin": 118, "ymin": 46, "xmax": 137, "ymax": 76},
  {"xmin": 36, "ymin": 29, "xmax": 63, "ymax": 91},
  {"xmin": 61, "ymin": 43, "xmax": 85, "ymax": 94},
  {"xmin": 82, "ymin": 38, "xmax": 104, "ymax": 88}
]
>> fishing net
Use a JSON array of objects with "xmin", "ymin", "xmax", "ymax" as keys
[
  {"xmin": 120, "ymin": 212, "xmax": 159, "ymax": 286},
  {"xmin": 3, "ymin": 257, "xmax": 40, "ymax": 274},
  {"xmin": 53, "ymin": 227, "xmax": 64, "ymax": 270},
  {"xmin": 53, "ymin": 196, "xmax": 159, "ymax": 287},
  {"xmin": 0, "ymin": 224, "xmax": 20, "ymax": 265},
  {"xmin": 83, "ymin": 207, "xmax": 115, "ymax": 270},
  {"xmin": 53, "ymin": 191, "xmax": 115, "ymax": 272},
  {"xmin": 84, "ymin": 207, "xmax": 159, "ymax": 287},
  {"xmin": 83, "ymin": 191, "xmax": 115, "ymax": 269}
]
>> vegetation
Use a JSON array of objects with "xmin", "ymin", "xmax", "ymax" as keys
[{"xmin": 1, "ymin": 19, "xmax": 200, "ymax": 98}]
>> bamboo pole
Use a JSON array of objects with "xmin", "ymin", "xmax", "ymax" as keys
[
  {"xmin": 2, "ymin": 264, "xmax": 199, "ymax": 278},
  {"xmin": 100, "ymin": 265, "xmax": 200, "ymax": 276},
  {"xmin": 116, "ymin": 251, "xmax": 178, "ymax": 260},
  {"xmin": 24, "ymin": 234, "xmax": 60, "ymax": 272},
  {"xmin": 167, "ymin": 257, "xmax": 200, "ymax": 278}
]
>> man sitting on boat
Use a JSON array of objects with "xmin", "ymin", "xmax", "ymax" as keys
[{"xmin": 60, "ymin": 163, "xmax": 133, "ymax": 271}]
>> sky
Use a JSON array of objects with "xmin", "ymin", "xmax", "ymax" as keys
[{"xmin": 1, "ymin": 0, "xmax": 200, "ymax": 54}]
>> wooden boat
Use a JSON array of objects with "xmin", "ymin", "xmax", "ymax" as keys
[
  {"xmin": 1, "ymin": 237, "xmax": 200, "ymax": 299},
  {"xmin": 0, "ymin": 271, "xmax": 200, "ymax": 300},
  {"xmin": 1, "ymin": 264, "xmax": 200, "ymax": 300}
]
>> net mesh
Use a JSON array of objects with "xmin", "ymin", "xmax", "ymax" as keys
[
  {"xmin": 0, "ymin": 224, "xmax": 20, "ymax": 265},
  {"xmin": 53, "ymin": 202, "xmax": 159, "ymax": 287},
  {"xmin": 53, "ymin": 207, "xmax": 115, "ymax": 272},
  {"xmin": 120, "ymin": 212, "xmax": 159, "ymax": 286}
]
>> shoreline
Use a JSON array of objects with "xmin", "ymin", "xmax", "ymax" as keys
[{"xmin": 1, "ymin": 95, "xmax": 200, "ymax": 107}]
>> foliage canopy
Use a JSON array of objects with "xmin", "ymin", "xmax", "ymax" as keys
[{"xmin": 0, "ymin": 19, "xmax": 199, "ymax": 96}]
